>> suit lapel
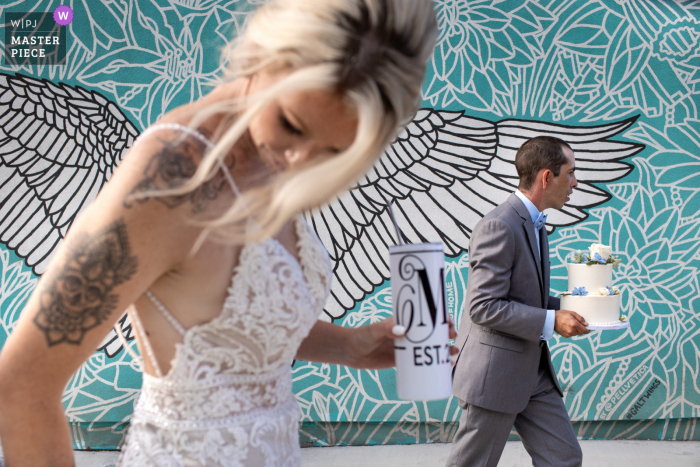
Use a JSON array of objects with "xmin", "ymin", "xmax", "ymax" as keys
[
  {"xmin": 541, "ymin": 226, "xmax": 551, "ymax": 306},
  {"xmin": 526, "ymin": 222, "xmax": 544, "ymax": 306},
  {"xmin": 539, "ymin": 227, "xmax": 548, "ymax": 305},
  {"xmin": 507, "ymin": 195, "xmax": 544, "ymax": 304}
]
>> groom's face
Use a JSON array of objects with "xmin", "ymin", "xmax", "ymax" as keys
[{"xmin": 546, "ymin": 146, "xmax": 577, "ymax": 209}]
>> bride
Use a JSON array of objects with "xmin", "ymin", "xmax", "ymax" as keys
[{"xmin": 0, "ymin": 0, "xmax": 445, "ymax": 465}]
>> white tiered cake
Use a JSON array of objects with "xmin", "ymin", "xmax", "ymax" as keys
[{"xmin": 560, "ymin": 244, "xmax": 624, "ymax": 326}]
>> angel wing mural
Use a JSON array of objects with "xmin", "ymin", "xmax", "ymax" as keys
[
  {"xmin": 0, "ymin": 72, "xmax": 139, "ymax": 356},
  {"xmin": 0, "ymin": 72, "xmax": 644, "ymax": 355}
]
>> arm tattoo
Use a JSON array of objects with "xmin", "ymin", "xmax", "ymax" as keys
[
  {"xmin": 124, "ymin": 134, "xmax": 229, "ymax": 213},
  {"xmin": 33, "ymin": 220, "xmax": 138, "ymax": 347}
]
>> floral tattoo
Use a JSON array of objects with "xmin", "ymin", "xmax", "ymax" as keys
[
  {"xmin": 33, "ymin": 220, "xmax": 138, "ymax": 347},
  {"xmin": 124, "ymin": 134, "xmax": 228, "ymax": 213}
]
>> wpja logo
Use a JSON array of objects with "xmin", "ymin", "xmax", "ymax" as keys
[{"xmin": 3, "ymin": 6, "xmax": 72, "ymax": 66}]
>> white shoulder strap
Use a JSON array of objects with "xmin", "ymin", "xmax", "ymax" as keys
[
  {"xmin": 145, "ymin": 289, "xmax": 187, "ymax": 337},
  {"xmin": 118, "ymin": 304, "xmax": 164, "ymax": 378},
  {"xmin": 135, "ymin": 123, "xmax": 242, "ymax": 197}
]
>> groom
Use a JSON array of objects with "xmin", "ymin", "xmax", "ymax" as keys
[{"xmin": 447, "ymin": 136, "xmax": 589, "ymax": 467}]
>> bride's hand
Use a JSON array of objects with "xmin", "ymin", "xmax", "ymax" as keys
[{"xmin": 347, "ymin": 317, "xmax": 458, "ymax": 370}]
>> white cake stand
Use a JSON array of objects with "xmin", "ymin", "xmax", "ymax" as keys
[{"xmin": 586, "ymin": 321, "xmax": 630, "ymax": 330}]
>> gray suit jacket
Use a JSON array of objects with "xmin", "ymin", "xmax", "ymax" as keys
[{"xmin": 452, "ymin": 194, "xmax": 562, "ymax": 414}]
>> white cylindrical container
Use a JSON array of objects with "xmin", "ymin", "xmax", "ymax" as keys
[{"xmin": 390, "ymin": 243, "xmax": 452, "ymax": 400}]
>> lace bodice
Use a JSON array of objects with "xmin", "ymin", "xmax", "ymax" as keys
[{"xmin": 117, "ymin": 125, "xmax": 332, "ymax": 467}]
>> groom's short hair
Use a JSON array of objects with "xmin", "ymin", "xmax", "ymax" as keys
[{"xmin": 515, "ymin": 136, "xmax": 572, "ymax": 191}]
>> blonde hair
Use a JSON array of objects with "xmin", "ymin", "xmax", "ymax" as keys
[{"xmin": 158, "ymin": 0, "xmax": 436, "ymax": 242}]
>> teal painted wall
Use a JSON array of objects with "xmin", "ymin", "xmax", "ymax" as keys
[{"xmin": 0, "ymin": 0, "xmax": 698, "ymax": 449}]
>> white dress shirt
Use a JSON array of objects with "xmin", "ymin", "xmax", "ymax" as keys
[{"xmin": 514, "ymin": 190, "xmax": 555, "ymax": 341}]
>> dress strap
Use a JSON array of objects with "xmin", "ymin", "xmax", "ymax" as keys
[
  {"xmin": 145, "ymin": 289, "xmax": 187, "ymax": 337},
  {"xmin": 137, "ymin": 123, "xmax": 214, "ymax": 149},
  {"xmin": 124, "ymin": 304, "xmax": 164, "ymax": 378},
  {"xmin": 114, "ymin": 290, "xmax": 186, "ymax": 379},
  {"xmin": 134, "ymin": 123, "xmax": 242, "ymax": 198}
]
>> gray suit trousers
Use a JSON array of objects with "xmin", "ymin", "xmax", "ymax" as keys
[{"xmin": 446, "ymin": 349, "xmax": 582, "ymax": 467}]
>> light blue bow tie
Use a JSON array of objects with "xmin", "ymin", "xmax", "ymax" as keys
[{"xmin": 534, "ymin": 212, "xmax": 547, "ymax": 230}]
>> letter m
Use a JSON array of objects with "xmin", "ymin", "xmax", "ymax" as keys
[{"xmin": 11, "ymin": 37, "xmax": 21, "ymax": 45}]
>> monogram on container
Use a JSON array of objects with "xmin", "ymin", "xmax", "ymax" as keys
[{"xmin": 390, "ymin": 243, "xmax": 452, "ymax": 400}]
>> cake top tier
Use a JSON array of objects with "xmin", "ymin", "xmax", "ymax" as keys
[{"xmin": 566, "ymin": 262, "xmax": 613, "ymax": 292}]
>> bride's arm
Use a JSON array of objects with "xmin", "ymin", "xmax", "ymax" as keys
[
  {"xmin": 0, "ymin": 131, "xmax": 209, "ymax": 466},
  {"xmin": 296, "ymin": 319, "xmax": 457, "ymax": 369}
]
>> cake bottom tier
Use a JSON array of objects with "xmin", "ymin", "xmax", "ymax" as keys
[{"xmin": 560, "ymin": 293, "xmax": 621, "ymax": 325}]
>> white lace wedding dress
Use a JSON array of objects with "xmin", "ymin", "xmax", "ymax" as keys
[{"xmin": 116, "ymin": 125, "xmax": 332, "ymax": 466}]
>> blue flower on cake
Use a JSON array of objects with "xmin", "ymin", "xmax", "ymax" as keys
[
  {"xmin": 591, "ymin": 252, "xmax": 607, "ymax": 264},
  {"xmin": 609, "ymin": 255, "xmax": 622, "ymax": 270},
  {"xmin": 571, "ymin": 286, "xmax": 588, "ymax": 296},
  {"xmin": 566, "ymin": 250, "xmax": 586, "ymax": 263}
]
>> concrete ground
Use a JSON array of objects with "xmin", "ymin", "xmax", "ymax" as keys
[{"xmin": 26, "ymin": 440, "xmax": 698, "ymax": 466}]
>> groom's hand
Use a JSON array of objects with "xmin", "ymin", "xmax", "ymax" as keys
[{"xmin": 554, "ymin": 310, "xmax": 590, "ymax": 338}]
